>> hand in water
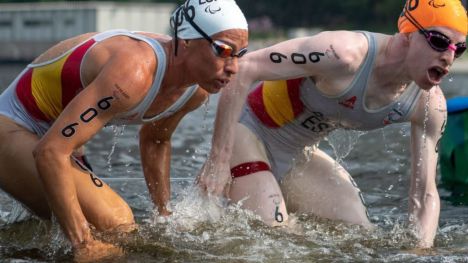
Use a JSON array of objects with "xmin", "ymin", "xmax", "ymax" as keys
[
  {"xmin": 197, "ymin": 160, "xmax": 232, "ymax": 197},
  {"xmin": 158, "ymin": 207, "xmax": 172, "ymax": 217},
  {"xmin": 73, "ymin": 239, "xmax": 124, "ymax": 263},
  {"xmin": 416, "ymin": 238, "xmax": 434, "ymax": 249}
]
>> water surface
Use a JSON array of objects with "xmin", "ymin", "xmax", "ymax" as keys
[{"xmin": 1, "ymin": 63, "xmax": 468, "ymax": 262}]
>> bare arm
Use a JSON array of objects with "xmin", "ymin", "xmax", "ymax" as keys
[
  {"xmin": 140, "ymin": 88, "xmax": 208, "ymax": 215},
  {"xmin": 33, "ymin": 49, "xmax": 152, "ymax": 247},
  {"xmin": 409, "ymin": 86, "xmax": 446, "ymax": 248},
  {"xmin": 140, "ymin": 123, "xmax": 172, "ymax": 216},
  {"xmin": 199, "ymin": 31, "xmax": 368, "ymax": 195}
]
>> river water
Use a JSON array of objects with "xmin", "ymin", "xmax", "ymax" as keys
[{"xmin": 0, "ymin": 63, "xmax": 468, "ymax": 262}]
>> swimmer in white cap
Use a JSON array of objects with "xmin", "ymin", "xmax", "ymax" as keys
[
  {"xmin": 0, "ymin": 0, "xmax": 247, "ymax": 261},
  {"xmin": 199, "ymin": 0, "xmax": 467, "ymax": 249}
]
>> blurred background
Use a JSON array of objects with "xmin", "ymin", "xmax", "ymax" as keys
[{"xmin": 0, "ymin": 0, "xmax": 466, "ymax": 62}]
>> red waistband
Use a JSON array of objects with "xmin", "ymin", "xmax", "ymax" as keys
[{"xmin": 231, "ymin": 161, "xmax": 271, "ymax": 178}]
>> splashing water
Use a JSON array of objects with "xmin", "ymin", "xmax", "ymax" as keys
[
  {"xmin": 326, "ymin": 129, "xmax": 367, "ymax": 164},
  {"xmin": 128, "ymin": 199, "xmax": 441, "ymax": 263},
  {"xmin": 447, "ymin": 74, "xmax": 454, "ymax": 83},
  {"xmin": 0, "ymin": 198, "xmax": 31, "ymax": 225},
  {"xmin": 200, "ymin": 96, "xmax": 211, "ymax": 131},
  {"xmin": 416, "ymin": 92, "xmax": 431, "ymax": 170},
  {"xmin": 146, "ymin": 186, "xmax": 228, "ymax": 232},
  {"xmin": 0, "ymin": 199, "xmax": 71, "ymax": 261},
  {"xmin": 106, "ymin": 125, "xmax": 126, "ymax": 173}
]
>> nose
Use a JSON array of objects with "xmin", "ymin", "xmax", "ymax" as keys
[
  {"xmin": 441, "ymin": 49, "xmax": 455, "ymax": 66},
  {"xmin": 224, "ymin": 57, "xmax": 239, "ymax": 75}
]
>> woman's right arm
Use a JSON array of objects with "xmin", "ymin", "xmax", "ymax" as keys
[{"xmin": 33, "ymin": 46, "xmax": 153, "ymax": 248}]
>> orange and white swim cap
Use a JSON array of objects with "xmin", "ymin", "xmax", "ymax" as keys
[{"xmin": 398, "ymin": 0, "xmax": 468, "ymax": 35}]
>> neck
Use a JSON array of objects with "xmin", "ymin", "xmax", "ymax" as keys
[
  {"xmin": 161, "ymin": 40, "xmax": 197, "ymax": 92},
  {"xmin": 373, "ymin": 33, "xmax": 413, "ymax": 90}
]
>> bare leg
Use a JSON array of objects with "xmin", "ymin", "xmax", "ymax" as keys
[
  {"xmin": 281, "ymin": 148, "xmax": 373, "ymax": 228},
  {"xmin": 0, "ymin": 116, "xmax": 134, "ymax": 231},
  {"xmin": 230, "ymin": 171, "xmax": 288, "ymax": 226},
  {"xmin": 229, "ymin": 124, "xmax": 288, "ymax": 226}
]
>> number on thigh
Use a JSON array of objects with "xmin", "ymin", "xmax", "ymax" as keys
[
  {"xmin": 229, "ymin": 124, "xmax": 289, "ymax": 225},
  {"xmin": 230, "ymin": 171, "xmax": 288, "ymax": 226}
]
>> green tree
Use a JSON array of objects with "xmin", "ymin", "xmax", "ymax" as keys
[{"xmin": 235, "ymin": 0, "xmax": 404, "ymax": 33}]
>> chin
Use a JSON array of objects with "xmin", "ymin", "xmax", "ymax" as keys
[
  {"xmin": 416, "ymin": 79, "xmax": 436, "ymax": 91},
  {"xmin": 202, "ymin": 85, "xmax": 222, "ymax": 94},
  {"xmin": 413, "ymin": 72, "xmax": 438, "ymax": 90}
]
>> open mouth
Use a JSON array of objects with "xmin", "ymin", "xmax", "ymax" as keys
[
  {"xmin": 427, "ymin": 66, "xmax": 447, "ymax": 84},
  {"xmin": 216, "ymin": 79, "xmax": 229, "ymax": 88}
]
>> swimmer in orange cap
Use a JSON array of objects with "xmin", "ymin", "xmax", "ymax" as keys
[{"xmin": 199, "ymin": 0, "xmax": 467, "ymax": 249}]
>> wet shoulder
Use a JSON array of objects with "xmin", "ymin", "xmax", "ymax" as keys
[
  {"xmin": 134, "ymin": 32, "xmax": 172, "ymax": 43},
  {"xmin": 310, "ymin": 30, "xmax": 369, "ymax": 77},
  {"xmin": 80, "ymin": 33, "xmax": 159, "ymax": 87},
  {"xmin": 33, "ymin": 32, "xmax": 97, "ymax": 64}
]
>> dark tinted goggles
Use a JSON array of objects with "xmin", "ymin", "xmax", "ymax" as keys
[{"xmin": 420, "ymin": 29, "xmax": 466, "ymax": 58}]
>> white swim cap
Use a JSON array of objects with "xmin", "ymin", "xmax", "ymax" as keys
[{"xmin": 170, "ymin": 0, "xmax": 248, "ymax": 40}]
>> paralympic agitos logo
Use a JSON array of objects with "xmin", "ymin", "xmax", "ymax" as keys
[
  {"xmin": 205, "ymin": 5, "xmax": 221, "ymax": 14},
  {"xmin": 429, "ymin": 0, "xmax": 446, "ymax": 8},
  {"xmin": 404, "ymin": 0, "xmax": 445, "ymax": 14},
  {"xmin": 199, "ymin": 0, "xmax": 221, "ymax": 14}
]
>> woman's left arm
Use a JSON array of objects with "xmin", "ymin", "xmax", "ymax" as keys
[
  {"xmin": 409, "ymin": 86, "xmax": 447, "ymax": 248},
  {"xmin": 139, "ymin": 88, "xmax": 208, "ymax": 215}
]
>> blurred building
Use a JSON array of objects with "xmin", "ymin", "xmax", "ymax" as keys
[{"xmin": 0, "ymin": 2, "xmax": 176, "ymax": 62}]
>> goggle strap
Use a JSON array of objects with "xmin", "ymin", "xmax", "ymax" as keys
[
  {"xmin": 174, "ymin": 17, "xmax": 179, "ymax": 56},
  {"xmin": 172, "ymin": 6, "xmax": 183, "ymax": 56},
  {"xmin": 403, "ymin": 4, "xmax": 426, "ymax": 33},
  {"xmin": 404, "ymin": 14, "xmax": 424, "ymax": 33},
  {"xmin": 179, "ymin": 3, "xmax": 247, "ymax": 58},
  {"xmin": 182, "ymin": 5, "xmax": 214, "ymax": 44}
]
